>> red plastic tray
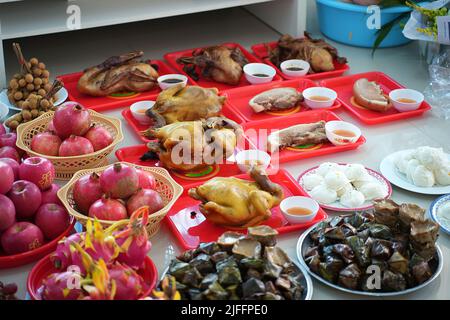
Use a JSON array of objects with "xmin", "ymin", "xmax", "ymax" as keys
[
  {"xmin": 242, "ymin": 110, "xmax": 366, "ymax": 164},
  {"xmin": 121, "ymin": 101, "xmax": 247, "ymax": 143},
  {"xmin": 57, "ymin": 60, "xmax": 186, "ymax": 112},
  {"xmin": 164, "ymin": 42, "xmax": 283, "ymax": 92},
  {"xmin": 27, "ymin": 254, "xmax": 157, "ymax": 300},
  {"xmin": 165, "ymin": 169, "xmax": 328, "ymax": 250},
  {"xmin": 115, "ymin": 145, "xmax": 244, "ymax": 187},
  {"xmin": 0, "ymin": 218, "xmax": 75, "ymax": 269},
  {"xmin": 223, "ymin": 78, "xmax": 341, "ymax": 123},
  {"xmin": 320, "ymin": 71, "xmax": 432, "ymax": 124},
  {"xmin": 251, "ymin": 41, "xmax": 349, "ymax": 81}
]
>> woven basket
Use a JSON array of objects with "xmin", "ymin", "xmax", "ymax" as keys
[
  {"xmin": 57, "ymin": 162, "xmax": 183, "ymax": 237},
  {"xmin": 15, "ymin": 110, "xmax": 123, "ymax": 180}
]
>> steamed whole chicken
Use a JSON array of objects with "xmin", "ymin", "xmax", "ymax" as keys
[
  {"xmin": 189, "ymin": 167, "xmax": 284, "ymax": 228},
  {"xmin": 145, "ymin": 84, "xmax": 225, "ymax": 128},
  {"xmin": 141, "ymin": 117, "xmax": 242, "ymax": 172},
  {"xmin": 269, "ymin": 33, "xmax": 347, "ymax": 73},
  {"xmin": 77, "ymin": 51, "xmax": 159, "ymax": 96},
  {"xmin": 177, "ymin": 45, "xmax": 248, "ymax": 85}
]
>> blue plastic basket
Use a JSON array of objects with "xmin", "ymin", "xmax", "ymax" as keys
[{"xmin": 316, "ymin": 0, "xmax": 412, "ymax": 48}]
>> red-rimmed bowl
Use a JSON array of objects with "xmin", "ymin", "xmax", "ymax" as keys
[
  {"xmin": 0, "ymin": 217, "xmax": 75, "ymax": 269},
  {"xmin": 27, "ymin": 255, "xmax": 158, "ymax": 300}
]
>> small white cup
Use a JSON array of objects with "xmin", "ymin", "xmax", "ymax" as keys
[
  {"xmin": 243, "ymin": 63, "xmax": 276, "ymax": 84},
  {"xmin": 157, "ymin": 74, "xmax": 188, "ymax": 90},
  {"xmin": 325, "ymin": 120, "xmax": 361, "ymax": 146},
  {"xmin": 302, "ymin": 87, "xmax": 337, "ymax": 109},
  {"xmin": 280, "ymin": 196, "xmax": 319, "ymax": 224},
  {"xmin": 389, "ymin": 89, "xmax": 424, "ymax": 112},
  {"xmin": 280, "ymin": 59, "xmax": 310, "ymax": 77},
  {"xmin": 235, "ymin": 149, "xmax": 271, "ymax": 173},
  {"xmin": 130, "ymin": 100, "xmax": 155, "ymax": 125}
]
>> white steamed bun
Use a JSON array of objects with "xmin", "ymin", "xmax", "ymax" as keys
[
  {"xmin": 316, "ymin": 162, "xmax": 341, "ymax": 177},
  {"xmin": 434, "ymin": 163, "xmax": 450, "ymax": 186},
  {"xmin": 337, "ymin": 182, "xmax": 354, "ymax": 197},
  {"xmin": 340, "ymin": 189, "xmax": 365, "ymax": 208},
  {"xmin": 394, "ymin": 150, "xmax": 414, "ymax": 174},
  {"xmin": 344, "ymin": 164, "xmax": 368, "ymax": 182},
  {"xmin": 303, "ymin": 173, "xmax": 324, "ymax": 191},
  {"xmin": 411, "ymin": 165, "xmax": 435, "ymax": 187},
  {"xmin": 310, "ymin": 184, "xmax": 338, "ymax": 204},
  {"xmin": 406, "ymin": 159, "xmax": 421, "ymax": 181},
  {"xmin": 324, "ymin": 170, "xmax": 349, "ymax": 191},
  {"xmin": 414, "ymin": 146, "xmax": 447, "ymax": 170},
  {"xmin": 358, "ymin": 182, "xmax": 387, "ymax": 200}
]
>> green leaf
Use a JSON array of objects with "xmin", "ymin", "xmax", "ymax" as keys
[{"xmin": 372, "ymin": 12, "xmax": 409, "ymax": 56}]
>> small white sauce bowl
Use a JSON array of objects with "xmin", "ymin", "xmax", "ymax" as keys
[
  {"xmin": 235, "ymin": 149, "xmax": 271, "ymax": 173},
  {"xmin": 389, "ymin": 88, "xmax": 424, "ymax": 112},
  {"xmin": 303, "ymin": 87, "xmax": 337, "ymax": 109},
  {"xmin": 280, "ymin": 59, "xmax": 310, "ymax": 77},
  {"xmin": 280, "ymin": 196, "xmax": 319, "ymax": 224},
  {"xmin": 325, "ymin": 120, "xmax": 361, "ymax": 146},
  {"xmin": 243, "ymin": 63, "xmax": 276, "ymax": 84},
  {"xmin": 130, "ymin": 100, "xmax": 155, "ymax": 125},
  {"xmin": 157, "ymin": 74, "xmax": 188, "ymax": 90}
]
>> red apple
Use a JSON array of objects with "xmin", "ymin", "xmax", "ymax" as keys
[
  {"xmin": 35, "ymin": 203, "xmax": 70, "ymax": 240},
  {"xmin": 19, "ymin": 157, "xmax": 55, "ymax": 190},
  {"xmin": 0, "ymin": 158, "xmax": 19, "ymax": 180},
  {"xmin": 136, "ymin": 169, "xmax": 156, "ymax": 190},
  {"xmin": 0, "ymin": 146, "xmax": 20, "ymax": 162},
  {"xmin": 0, "ymin": 194, "xmax": 15, "ymax": 232},
  {"xmin": 31, "ymin": 132, "xmax": 62, "ymax": 156},
  {"xmin": 1, "ymin": 222, "xmax": 44, "ymax": 255},
  {"xmin": 41, "ymin": 183, "xmax": 61, "ymax": 205},
  {"xmin": 8, "ymin": 180, "xmax": 42, "ymax": 219},
  {"xmin": 0, "ymin": 132, "xmax": 16, "ymax": 149},
  {"xmin": 0, "ymin": 161, "xmax": 14, "ymax": 194}
]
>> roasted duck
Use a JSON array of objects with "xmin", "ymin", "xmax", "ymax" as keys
[
  {"xmin": 141, "ymin": 117, "xmax": 242, "ymax": 172},
  {"xmin": 188, "ymin": 167, "xmax": 284, "ymax": 228},
  {"xmin": 145, "ymin": 84, "xmax": 225, "ymax": 128},
  {"xmin": 267, "ymin": 121, "xmax": 328, "ymax": 153},
  {"xmin": 269, "ymin": 33, "xmax": 347, "ymax": 73},
  {"xmin": 177, "ymin": 46, "xmax": 248, "ymax": 85},
  {"xmin": 77, "ymin": 51, "xmax": 159, "ymax": 96},
  {"xmin": 353, "ymin": 78, "xmax": 392, "ymax": 112},
  {"xmin": 249, "ymin": 87, "xmax": 303, "ymax": 113}
]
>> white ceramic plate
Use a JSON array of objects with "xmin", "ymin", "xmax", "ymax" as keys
[
  {"xmin": 0, "ymin": 87, "xmax": 68, "ymax": 111},
  {"xmin": 0, "ymin": 101, "xmax": 8, "ymax": 121},
  {"xmin": 380, "ymin": 150, "xmax": 450, "ymax": 195},
  {"xmin": 298, "ymin": 164, "xmax": 392, "ymax": 212},
  {"xmin": 429, "ymin": 194, "xmax": 450, "ymax": 235}
]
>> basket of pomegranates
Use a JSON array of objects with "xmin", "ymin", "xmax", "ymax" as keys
[
  {"xmin": 27, "ymin": 208, "xmax": 158, "ymax": 300},
  {"xmin": 15, "ymin": 101, "xmax": 123, "ymax": 180},
  {"xmin": 57, "ymin": 161, "xmax": 183, "ymax": 237},
  {"xmin": 0, "ymin": 155, "xmax": 75, "ymax": 269}
]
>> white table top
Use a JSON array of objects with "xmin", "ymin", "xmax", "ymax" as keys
[{"xmin": 1, "ymin": 7, "xmax": 449, "ymax": 300}]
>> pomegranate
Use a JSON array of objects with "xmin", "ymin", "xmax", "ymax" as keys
[
  {"xmin": 89, "ymin": 197, "xmax": 127, "ymax": 221},
  {"xmin": 31, "ymin": 132, "xmax": 62, "ymax": 156},
  {"xmin": 0, "ymin": 158, "xmax": 20, "ymax": 180},
  {"xmin": 0, "ymin": 123, "xmax": 5, "ymax": 135},
  {"xmin": 46, "ymin": 119, "xmax": 55, "ymax": 132},
  {"xmin": 53, "ymin": 102, "xmax": 91, "ymax": 139},
  {"xmin": 100, "ymin": 163, "xmax": 139, "ymax": 199},
  {"xmin": 59, "ymin": 135, "xmax": 94, "ymax": 156},
  {"xmin": 73, "ymin": 173, "xmax": 103, "ymax": 214},
  {"xmin": 35, "ymin": 203, "xmax": 70, "ymax": 240},
  {"xmin": 0, "ymin": 194, "xmax": 16, "ymax": 232},
  {"xmin": 8, "ymin": 180, "xmax": 42, "ymax": 219},
  {"xmin": 41, "ymin": 183, "xmax": 61, "ymax": 205},
  {"xmin": 19, "ymin": 157, "xmax": 55, "ymax": 190},
  {"xmin": 0, "ymin": 132, "xmax": 17, "ymax": 149},
  {"xmin": 0, "ymin": 146, "xmax": 20, "ymax": 162},
  {"xmin": 1, "ymin": 222, "xmax": 44, "ymax": 255},
  {"xmin": 127, "ymin": 189, "xmax": 164, "ymax": 215},
  {"xmin": 84, "ymin": 125, "xmax": 113, "ymax": 151},
  {"xmin": 136, "ymin": 169, "xmax": 156, "ymax": 190},
  {"xmin": 0, "ymin": 161, "xmax": 14, "ymax": 194}
]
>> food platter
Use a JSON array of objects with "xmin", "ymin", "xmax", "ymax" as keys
[
  {"xmin": 429, "ymin": 194, "xmax": 450, "ymax": 235},
  {"xmin": 296, "ymin": 221, "xmax": 444, "ymax": 297},
  {"xmin": 0, "ymin": 87, "xmax": 68, "ymax": 111},
  {"xmin": 380, "ymin": 150, "xmax": 450, "ymax": 195}
]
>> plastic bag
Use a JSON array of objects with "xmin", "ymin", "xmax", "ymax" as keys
[{"xmin": 424, "ymin": 49, "xmax": 450, "ymax": 119}]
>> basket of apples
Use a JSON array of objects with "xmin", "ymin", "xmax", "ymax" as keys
[
  {"xmin": 57, "ymin": 161, "xmax": 183, "ymax": 237},
  {"xmin": 27, "ymin": 208, "xmax": 158, "ymax": 300},
  {"xmin": 0, "ymin": 154, "xmax": 75, "ymax": 269},
  {"xmin": 15, "ymin": 101, "xmax": 123, "ymax": 180}
]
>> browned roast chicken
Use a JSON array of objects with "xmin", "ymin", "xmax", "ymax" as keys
[
  {"xmin": 269, "ymin": 33, "xmax": 347, "ymax": 73},
  {"xmin": 177, "ymin": 46, "xmax": 248, "ymax": 85},
  {"xmin": 145, "ymin": 84, "xmax": 225, "ymax": 128},
  {"xmin": 77, "ymin": 51, "xmax": 159, "ymax": 96}
]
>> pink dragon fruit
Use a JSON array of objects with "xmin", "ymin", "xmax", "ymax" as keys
[
  {"xmin": 82, "ymin": 259, "xmax": 116, "ymax": 300},
  {"xmin": 108, "ymin": 262, "xmax": 146, "ymax": 300},
  {"xmin": 112, "ymin": 207, "xmax": 152, "ymax": 269},
  {"xmin": 41, "ymin": 271, "xmax": 85, "ymax": 300},
  {"xmin": 50, "ymin": 233, "xmax": 84, "ymax": 270}
]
